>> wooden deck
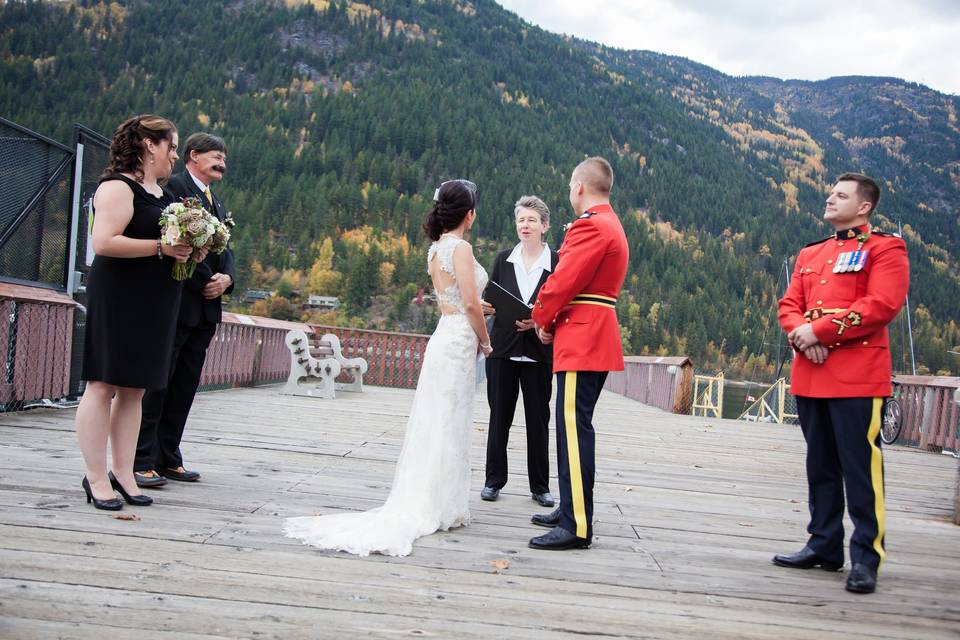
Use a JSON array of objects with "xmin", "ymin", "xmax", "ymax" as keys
[{"xmin": 1, "ymin": 384, "xmax": 958, "ymax": 639}]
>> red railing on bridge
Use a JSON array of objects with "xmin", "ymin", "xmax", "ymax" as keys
[
  {"xmin": 0, "ymin": 283, "xmax": 76, "ymax": 409},
  {"xmin": 312, "ymin": 325, "xmax": 429, "ymax": 389},
  {"xmin": 199, "ymin": 313, "xmax": 311, "ymax": 388},
  {"xmin": 199, "ymin": 318, "xmax": 430, "ymax": 391},
  {"xmin": 892, "ymin": 375, "xmax": 960, "ymax": 452}
]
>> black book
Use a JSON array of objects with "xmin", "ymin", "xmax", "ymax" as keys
[{"xmin": 483, "ymin": 281, "xmax": 532, "ymax": 324}]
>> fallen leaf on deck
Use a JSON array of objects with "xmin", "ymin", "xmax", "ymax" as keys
[
  {"xmin": 624, "ymin": 487, "xmax": 633, "ymax": 492},
  {"xmin": 736, "ymin": 521, "xmax": 754, "ymax": 527},
  {"xmin": 113, "ymin": 513, "xmax": 141, "ymax": 521},
  {"xmin": 788, "ymin": 499, "xmax": 800, "ymax": 503},
  {"xmin": 489, "ymin": 559, "xmax": 510, "ymax": 571}
]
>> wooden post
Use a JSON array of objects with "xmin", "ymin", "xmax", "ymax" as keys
[{"xmin": 954, "ymin": 387, "xmax": 960, "ymax": 525}]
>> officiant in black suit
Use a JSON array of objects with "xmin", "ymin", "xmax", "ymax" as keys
[
  {"xmin": 134, "ymin": 133, "xmax": 235, "ymax": 488},
  {"xmin": 480, "ymin": 196, "xmax": 559, "ymax": 507}
]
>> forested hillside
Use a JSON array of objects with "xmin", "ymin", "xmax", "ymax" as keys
[{"xmin": 2, "ymin": 0, "xmax": 957, "ymax": 376}]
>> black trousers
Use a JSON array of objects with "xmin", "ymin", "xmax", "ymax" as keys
[
  {"xmin": 796, "ymin": 396, "xmax": 886, "ymax": 571},
  {"xmin": 555, "ymin": 370, "xmax": 607, "ymax": 540},
  {"xmin": 484, "ymin": 357, "xmax": 552, "ymax": 494},
  {"xmin": 135, "ymin": 321, "xmax": 217, "ymax": 472}
]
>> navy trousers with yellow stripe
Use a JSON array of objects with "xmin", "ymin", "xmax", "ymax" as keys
[
  {"xmin": 796, "ymin": 396, "xmax": 886, "ymax": 571},
  {"xmin": 555, "ymin": 370, "xmax": 607, "ymax": 540}
]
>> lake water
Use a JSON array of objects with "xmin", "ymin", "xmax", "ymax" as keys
[{"xmin": 722, "ymin": 380, "xmax": 772, "ymax": 420}]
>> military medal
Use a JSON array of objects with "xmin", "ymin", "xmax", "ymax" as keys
[
  {"xmin": 834, "ymin": 231, "xmax": 871, "ymax": 273},
  {"xmin": 834, "ymin": 252, "xmax": 852, "ymax": 273}
]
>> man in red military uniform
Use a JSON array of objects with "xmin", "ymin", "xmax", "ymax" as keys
[
  {"xmin": 527, "ymin": 156, "xmax": 629, "ymax": 550},
  {"xmin": 775, "ymin": 172, "xmax": 909, "ymax": 594}
]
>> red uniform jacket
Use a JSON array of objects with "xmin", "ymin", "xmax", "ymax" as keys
[
  {"xmin": 778, "ymin": 225, "xmax": 909, "ymax": 398},
  {"xmin": 532, "ymin": 204, "xmax": 629, "ymax": 373}
]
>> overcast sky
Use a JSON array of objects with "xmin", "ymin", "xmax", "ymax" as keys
[{"xmin": 497, "ymin": 0, "xmax": 960, "ymax": 95}]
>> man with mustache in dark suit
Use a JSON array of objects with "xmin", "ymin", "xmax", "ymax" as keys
[{"xmin": 134, "ymin": 133, "xmax": 235, "ymax": 488}]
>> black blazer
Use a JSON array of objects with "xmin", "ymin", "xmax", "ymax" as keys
[
  {"xmin": 165, "ymin": 171, "xmax": 236, "ymax": 326},
  {"xmin": 487, "ymin": 246, "xmax": 559, "ymax": 362}
]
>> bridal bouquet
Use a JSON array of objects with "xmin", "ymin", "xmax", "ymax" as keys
[{"xmin": 158, "ymin": 197, "xmax": 232, "ymax": 280}]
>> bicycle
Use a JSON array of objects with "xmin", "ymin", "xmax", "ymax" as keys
[{"xmin": 881, "ymin": 393, "xmax": 903, "ymax": 445}]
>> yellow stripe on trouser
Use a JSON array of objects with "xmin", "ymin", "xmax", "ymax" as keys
[
  {"xmin": 564, "ymin": 372, "xmax": 588, "ymax": 538},
  {"xmin": 867, "ymin": 397, "xmax": 886, "ymax": 568}
]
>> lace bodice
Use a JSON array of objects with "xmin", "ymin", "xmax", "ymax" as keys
[{"xmin": 428, "ymin": 235, "xmax": 488, "ymax": 313}]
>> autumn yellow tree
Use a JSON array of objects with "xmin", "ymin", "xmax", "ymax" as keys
[{"xmin": 305, "ymin": 237, "xmax": 342, "ymax": 295}]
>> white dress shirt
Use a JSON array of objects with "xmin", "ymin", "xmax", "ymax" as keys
[
  {"xmin": 506, "ymin": 242, "xmax": 552, "ymax": 363},
  {"xmin": 188, "ymin": 169, "xmax": 210, "ymax": 194}
]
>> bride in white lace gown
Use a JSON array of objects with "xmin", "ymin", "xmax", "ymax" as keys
[{"xmin": 284, "ymin": 179, "xmax": 491, "ymax": 556}]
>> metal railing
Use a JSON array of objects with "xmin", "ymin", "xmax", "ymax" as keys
[
  {"xmin": 312, "ymin": 325, "xmax": 429, "ymax": 389},
  {"xmin": 199, "ymin": 313, "xmax": 313, "ymax": 388},
  {"xmin": 0, "ymin": 117, "xmax": 74, "ymax": 289},
  {"xmin": 692, "ymin": 372, "xmax": 724, "ymax": 418},
  {"xmin": 0, "ymin": 283, "xmax": 77, "ymax": 411},
  {"xmin": 891, "ymin": 375, "xmax": 960, "ymax": 452},
  {"xmin": 738, "ymin": 377, "xmax": 800, "ymax": 424}
]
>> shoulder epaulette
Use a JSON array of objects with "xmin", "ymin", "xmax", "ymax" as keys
[
  {"xmin": 578, "ymin": 212, "xmax": 596, "ymax": 219},
  {"xmin": 803, "ymin": 236, "xmax": 831, "ymax": 248},
  {"xmin": 871, "ymin": 230, "xmax": 898, "ymax": 237}
]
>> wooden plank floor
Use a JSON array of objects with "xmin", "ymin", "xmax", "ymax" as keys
[{"xmin": 1, "ymin": 383, "xmax": 958, "ymax": 639}]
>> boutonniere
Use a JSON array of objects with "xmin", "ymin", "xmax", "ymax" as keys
[
  {"xmin": 856, "ymin": 231, "xmax": 870, "ymax": 247},
  {"xmin": 224, "ymin": 211, "xmax": 236, "ymax": 229}
]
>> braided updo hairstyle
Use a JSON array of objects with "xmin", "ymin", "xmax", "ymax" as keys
[
  {"xmin": 101, "ymin": 114, "xmax": 177, "ymax": 183},
  {"xmin": 422, "ymin": 179, "xmax": 478, "ymax": 241}
]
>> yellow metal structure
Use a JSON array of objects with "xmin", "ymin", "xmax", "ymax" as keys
[
  {"xmin": 692, "ymin": 372, "xmax": 724, "ymax": 418},
  {"xmin": 738, "ymin": 377, "xmax": 799, "ymax": 424}
]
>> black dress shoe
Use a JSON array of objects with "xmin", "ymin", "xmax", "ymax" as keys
[
  {"xmin": 845, "ymin": 563, "xmax": 877, "ymax": 594},
  {"xmin": 164, "ymin": 467, "xmax": 201, "ymax": 482},
  {"xmin": 134, "ymin": 470, "xmax": 167, "ymax": 488},
  {"xmin": 529, "ymin": 526, "xmax": 591, "ymax": 550},
  {"xmin": 772, "ymin": 545, "xmax": 843, "ymax": 572},
  {"xmin": 108, "ymin": 472, "xmax": 153, "ymax": 506},
  {"xmin": 531, "ymin": 491, "xmax": 555, "ymax": 507},
  {"xmin": 480, "ymin": 486, "xmax": 499, "ymax": 501},
  {"xmin": 531, "ymin": 507, "xmax": 560, "ymax": 528},
  {"xmin": 81, "ymin": 477, "xmax": 123, "ymax": 511}
]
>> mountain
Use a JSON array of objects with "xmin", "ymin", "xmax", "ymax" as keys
[{"xmin": 1, "ymin": 0, "xmax": 957, "ymax": 376}]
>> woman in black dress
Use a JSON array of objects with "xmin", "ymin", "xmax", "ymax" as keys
[{"xmin": 75, "ymin": 115, "xmax": 193, "ymax": 509}]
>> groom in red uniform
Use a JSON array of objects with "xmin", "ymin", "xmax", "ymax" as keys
[
  {"xmin": 528, "ymin": 156, "xmax": 629, "ymax": 550},
  {"xmin": 776, "ymin": 172, "xmax": 909, "ymax": 593}
]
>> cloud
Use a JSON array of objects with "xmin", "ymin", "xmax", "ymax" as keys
[{"xmin": 496, "ymin": 0, "xmax": 960, "ymax": 94}]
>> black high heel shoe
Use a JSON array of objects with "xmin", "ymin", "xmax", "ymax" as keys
[
  {"xmin": 108, "ymin": 471, "xmax": 153, "ymax": 506},
  {"xmin": 82, "ymin": 477, "xmax": 123, "ymax": 510}
]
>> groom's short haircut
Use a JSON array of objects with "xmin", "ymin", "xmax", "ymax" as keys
[
  {"xmin": 836, "ymin": 171, "xmax": 880, "ymax": 217},
  {"xmin": 573, "ymin": 157, "xmax": 614, "ymax": 195},
  {"xmin": 184, "ymin": 133, "xmax": 227, "ymax": 164}
]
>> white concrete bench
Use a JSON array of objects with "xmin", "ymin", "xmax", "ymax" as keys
[{"xmin": 281, "ymin": 330, "xmax": 368, "ymax": 399}]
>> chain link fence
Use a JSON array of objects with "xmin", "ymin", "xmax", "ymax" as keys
[{"xmin": 0, "ymin": 117, "xmax": 73, "ymax": 287}]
